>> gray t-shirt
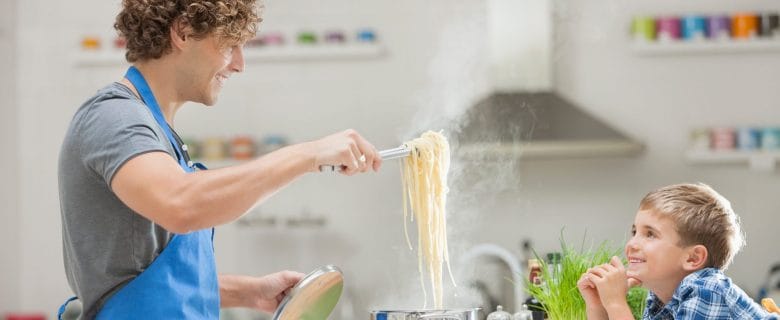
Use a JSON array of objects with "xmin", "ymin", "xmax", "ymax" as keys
[{"xmin": 59, "ymin": 82, "xmax": 177, "ymax": 319}]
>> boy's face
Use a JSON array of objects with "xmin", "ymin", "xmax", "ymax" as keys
[{"xmin": 624, "ymin": 209, "xmax": 691, "ymax": 293}]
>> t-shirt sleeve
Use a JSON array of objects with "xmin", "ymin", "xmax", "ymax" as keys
[{"xmin": 77, "ymin": 98, "xmax": 171, "ymax": 187}]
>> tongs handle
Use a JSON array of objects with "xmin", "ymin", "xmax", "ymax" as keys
[
  {"xmin": 319, "ymin": 145, "xmax": 410, "ymax": 172},
  {"xmin": 378, "ymin": 145, "xmax": 411, "ymax": 160}
]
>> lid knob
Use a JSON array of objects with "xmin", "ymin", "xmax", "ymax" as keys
[{"xmin": 487, "ymin": 305, "xmax": 513, "ymax": 320}]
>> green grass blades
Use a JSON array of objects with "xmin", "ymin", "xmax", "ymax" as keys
[
  {"xmin": 524, "ymin": 233, "xmax": 648, "ymax": 320},
  {"xmin": 627, "ymin": 286, "xmax": 648, "ymax": 319}
]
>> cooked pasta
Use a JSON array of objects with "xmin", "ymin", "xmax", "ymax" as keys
[{"xmin": 400, "ymin": 130, "xmax": 455, "ymax": 309}]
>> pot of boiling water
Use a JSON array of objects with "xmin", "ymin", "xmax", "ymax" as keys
[{"xmin": 370, "ymin": 308, "xmax": 482, "ymax": 320}]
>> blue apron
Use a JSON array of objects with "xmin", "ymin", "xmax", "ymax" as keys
[{"xmin": 59, "ymin": 66, "xmax": 219, "ymax": 319}]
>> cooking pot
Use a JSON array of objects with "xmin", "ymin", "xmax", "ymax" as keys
[{"xmin": 370, "ymin": 308, "xmax": 482, "ymax": 320}]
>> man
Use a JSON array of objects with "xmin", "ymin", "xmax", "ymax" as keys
[{"xmin": 58, "ymin": 0, "xmax": 382, "ymax": 318}]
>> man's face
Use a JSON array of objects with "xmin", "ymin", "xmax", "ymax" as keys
[
  {"xmin": 624, "ymin": 209, "xmax": 691, "ymax": 292},
  {"xmin": 179, "ymin": 35, "xmax": 245, "ymax": 106}
]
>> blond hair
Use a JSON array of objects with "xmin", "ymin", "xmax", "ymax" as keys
[{"xmin": 639, "ymin": 183, "xmax": 745, "ymax": 270}]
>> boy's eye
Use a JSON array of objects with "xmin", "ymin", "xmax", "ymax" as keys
[{"xmin": 646, "ymin": 231, "xmax": 655, "ymax": 238}]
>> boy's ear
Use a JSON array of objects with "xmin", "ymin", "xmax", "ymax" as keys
[{"xmin": 683, "ymin": 244, "xmax": 708, "ymax": 271}]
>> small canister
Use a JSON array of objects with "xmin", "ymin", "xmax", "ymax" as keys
[
  {"xmin": 297, "ymin": 31, "xmax": 317, "ymax": 44},
  {"xmin": 632, "ymin": 16, "xmax": 656, "ymax": 42},
  {"xmin": 732, "ymin": 13, "xmax": 758, "ymax": 39},
  {"xmin": 656, "ymin": 16, "xmax": 681, "ymax": 42},
  {"xmin": 761, "ymin": 128, "xmax": 780, "ymax": 151},
  {"xmin": 690, "ymin": 128, "xmax": 711, "ymax": 151},
  {"xmin": 711, "ymin": 127, "xmax": 736, "ymax": 151},
  {"xmin": 737, "ymin": 127, "xmax": 761, "ymax": 151},
  {"xmin": 487, "ymin": 306, "xmax": 512, "ymax": 320},
  {"xmin": 230, "ymin": 135, "xmax": 255, "ymax": 160},
  {"xmin": 681, "ymin": 15, "xmax": 707, "ymax": 41},
  {"xmin": 513, "ymin": 304, "xmax": 533, "ymax": 320},
  {"xmin": 201, "ymin": 137, "xmax": 226, "ymax": 161},
  {"xmin": 758, "ymin": 12, "xmax": 780, "ymax": 38},
  {"xmin": 356, "ymin": 28, "xmax": 377, "ymax": 43},
  {"xmin": 707, "ymin": 15, "xmax": 731, "ymax": 40}
]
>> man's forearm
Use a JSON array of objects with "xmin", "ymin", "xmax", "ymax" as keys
[
  {"xmin": 172, "ymin": 143, "xmax": 313, "ymax": 232},
  {"xmin": 219, "ymin": 274, "xmax": 258, "ymax": 308}
]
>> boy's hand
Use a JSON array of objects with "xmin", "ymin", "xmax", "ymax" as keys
[
  {"xmin": 587, "ymin": 256, "xmax": 634, "ymax": 319},
  {"xmin": 578, "ymin": 272, "xmax": 608, "ymax": 320}
]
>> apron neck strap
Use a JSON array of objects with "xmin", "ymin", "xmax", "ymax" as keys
[{"xmin": 124, "ymin": 66, "xmax": 188, "ymax": 169}]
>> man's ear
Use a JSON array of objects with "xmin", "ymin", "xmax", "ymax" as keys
[
  {"xmin": 170, "ymin": 18, "xmax": 190, "ymax": 50},
  {"xmin": 683, "ymin": 245, "xmax": 708, "ymax": 271}
]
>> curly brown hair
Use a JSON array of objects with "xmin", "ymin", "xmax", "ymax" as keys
[{"xmin": 114, "ymin": 0, "xmax": 261, "ymax": 62}]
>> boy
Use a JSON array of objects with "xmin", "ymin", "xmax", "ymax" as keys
[{"xmin": 577, "ymin": 183, "xmax": 778, "ymax": 319}]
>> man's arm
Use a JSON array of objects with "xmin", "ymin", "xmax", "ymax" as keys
[
  {"xmin": 219, "ymin": 272, "xmax": 304, "ymax": 312},
  {"xmin": 111, "ymin": 129, "xmax": 381, "ymax": 233}
]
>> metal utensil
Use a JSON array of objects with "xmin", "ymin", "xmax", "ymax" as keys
[
  {"xmin": 319, "ymin": 145, "xmax": 411, "ymax": 172},
  {"xmin": 272, "ymin": 265, "xmax": 344, "ymax": 320},
  {"xmin": 370, "ymin": 308, "xmax": 482, "ymax": 320}
]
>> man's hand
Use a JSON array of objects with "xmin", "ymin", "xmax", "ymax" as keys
[
  {"xmin": 250, "ymin": 271, "xmax": 305, "ymax": 313},
  {"xmin": 303, "ymin": 129, "xmax": 381, "ymax": 175},
  {"xmin": 219, "ymin": 271, "xmax": 304, "ymax": 313}
]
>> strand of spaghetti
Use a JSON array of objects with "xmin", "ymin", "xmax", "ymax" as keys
[{"xmin": 401, "ymin": 164, "xmax": 413, "ymax": 251}]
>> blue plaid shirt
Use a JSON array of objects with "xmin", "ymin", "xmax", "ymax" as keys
[{"xmin": 643, "ymin": 268, "xmax": 779, "ymax": 320}]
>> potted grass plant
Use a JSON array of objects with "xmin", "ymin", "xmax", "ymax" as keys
[{"xmin": 523, "ymin": 234, "xmax": 648, "ymax": 320}]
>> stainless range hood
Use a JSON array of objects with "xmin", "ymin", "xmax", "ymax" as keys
[
  {"xmin": 458, "ymin": 0, "xmax": 642, "ymax": 159},
  {"xmin": 459, "ymin": 91, "xmax": 644, "ymax": 159}
]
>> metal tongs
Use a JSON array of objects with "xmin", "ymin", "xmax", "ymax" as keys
[{"xmin": 319, "ymin": 145, "xmax": 411, "ymax": 172}]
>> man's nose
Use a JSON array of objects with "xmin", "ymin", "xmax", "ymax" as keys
[{"xmin": 229, "ymin": 46, "xmax": 245, "ymax": 73}]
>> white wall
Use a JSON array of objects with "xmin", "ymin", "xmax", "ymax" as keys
[
  {"xmin": 0, "ymin": 0, "xmax": 20, "ymax": 315},
  {"xmin": 9, "ymin": 0, "xmax": 780, "ymax": 317}
]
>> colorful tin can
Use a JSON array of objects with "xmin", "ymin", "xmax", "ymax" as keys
[
  {"xmin": 737, "ymin": 127, "xmax": 761, "ymax": 151},
  {"xmin": 632, "ymin": 16, "xmax": 656, "ymax": 42},
  {"xmin": 707, "ymin": 15, "xmax": 731, "ymax": 40},
  {"xmin": 711, "ymin": 127, "xmax": 736, "ymax": 151},
  {"xmin": 732, "ymin": 13, "xmax": 758, "ymax": 39},
  {"xmin": 681, "ymin": 15, "xmax": 707, "ymax": 41},
  {"xmin": 656, "ymin": 17, "xmax": 681, "ymax": 42}
]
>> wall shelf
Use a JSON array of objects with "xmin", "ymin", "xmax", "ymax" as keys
[
  {"xmin": 631, "ymin": 40, "xmax": 780, "ymax": 56},
  {"xmin": 685, "ymin": 149, "xmax": 780, "ymax": 171},
  {"xmin": 74, "ymin": 44, "xmax": 386, "ymax": 67}
]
